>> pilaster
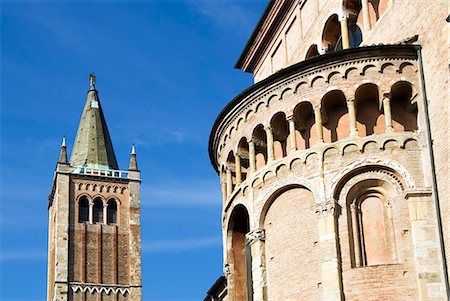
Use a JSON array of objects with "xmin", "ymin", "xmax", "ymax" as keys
[
  {"xmin": 246, "ymin": 228, "xmax": 267, "ymax": 301},
  {"xmin": 313, "ymin": 199, "xmax": 343, "ymax": 301}
]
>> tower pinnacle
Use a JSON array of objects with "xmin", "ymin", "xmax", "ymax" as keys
[
  {"xmin": 58, "ymin": 136, "xmax": 68, "ymax": 164},
  {"xmin": 69, "ymin": 75, "xmax": 118, "ymax": 170},
  {"xmin": 129, "ymin": 144, "xmax": 139, "ymax": 171}
]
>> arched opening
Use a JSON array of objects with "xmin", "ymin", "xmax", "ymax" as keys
[
  {"xmin": 252, "ymin": 125, "xmax": 267, "ymax": 170},
  {"xmin": 390, "ymin": 82, "xmax": 418, "ymax": 132},
  {"xmin": 93, "ymin": 198, "xmax": 103, "ymax": 224},
  {"xmin": 355, "ymin": 83, "xmax": 384, "ymax": 135},
  {"xmin": 226, "ymin": 151, "xmax": 236, "ymax": 192},
  {"xmin": 78, "ymin": 196, "xmax": 89, "ymax": 223},
  {"xmin": 107, "ymin": 199, "xmax": 118, "ymax": 224},
  {"xmin": 345, "ymin": 178, "xmax": 399, "ymax": 267},
  {"xmin": 270, "ymin": 112, "xmax": 288, "ymax": 159},
  {"xmin": 228, "ymin": 205, "xmax": 252, "ymax": 301},
  {"xmin": 322, "ymin": 14, "xmax": 342, "ymax": 52},
  {"xmin": 305, "ymin": 44, "xmax": 320, "ymax": 59},
  {"xmin": 263, "ymin": 186, "xmax": 318, "ymax": 300},
  {"xmin": 348, "ymin": 21, "xmax": 363, "ymax": 48},
  {"xmin": 322, "ymin": 90, "xmax": 349, "ymax": 142},
  {"xmin": 237, "ymin": 138, "xmax": 250, "ymax": 182},
  {"xmin": 294, "ymin": 102, "xmax": 316, "ymax": 149}
]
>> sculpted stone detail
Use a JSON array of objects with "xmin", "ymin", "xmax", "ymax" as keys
[
  {"xmin": 246, "ymin": 228, "xmax": 266, "ymax": 245},
  {"xmin": 313, "ymin": 199, "xmax": 339, "ymax": 216},
  {"xmin": 224, "ymin": 263, "xmax": 232, "ymax": 278}
]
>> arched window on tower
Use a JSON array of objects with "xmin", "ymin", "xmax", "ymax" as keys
[
  {"xmin": 78, "ymin": 197, "xmax": 89, "ymax": 223},
  {"xmin": 93, "ymin": 198, "xmax": 103, "ymax": 224},
  {"xmin": 107, "ymin": 199, "xmax": 118, "ymax": 224}
]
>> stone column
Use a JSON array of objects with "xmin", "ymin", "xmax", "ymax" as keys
[
  {"xmin": 103, "ymin": 204, "xmax": 107, "ymax": 224},
  {"xmin": 226, "ymin": 168, "xmax": 233, "ymax": 197},
  {"xmin": 235, "ymin": 153, "xmax": 242, "ymax": 186},
  {"xmin": 221, "ymin": 179, "xmax": 227, "ymax": 205},
  {"xmin": 405, "ymin": 190, "xmax": 446, "ymax": 300},
  {"xmin": 350, "ymin": 203, "xmax": 362, "ymax": 267},
  {"xmin": 287, "ymin": 115, "xmax": 297, "ymax": 152},
  {"xmin": 314, "ymin": 105, "xmax": 324, "ymax": 143},
  {"xmin": 89, "ymin": 203, "xmax": 94, "ymax": 224},
  {"xmin": 347, "ymin": 99, "xmax": 358, "ymax": 137},
  {"xmin": 382, "ymin": 94, "xmax": 393, "ymax": 132},
  {"xmin": 361, "ymin": 0, "xmax": 371, "ymax": 30},
  {"xmin": 265, "ymin": 126, "xmax": 275, "ymax": 162},
  {"xmin": 246, "ymin": 228, "xmax": 268, "ymax": 301},
  {"xmin": 249, "ymin": 140, "xmax": 256, "ymax": 174},
  {"xmin": 313, "ymin": 199, "xmax": 343, "ymax": 301},
  {"xmin": 338, "ymin": 11, "xmax": 351, "ymax": 49}
]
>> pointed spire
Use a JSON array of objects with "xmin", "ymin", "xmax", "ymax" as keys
[
  {"xmin": 129, "ymin": 144, "xmax": 139, "ymax": 171},
  {"xmin": 69, "ymin": 74, "xmax": 119, "ymax": 170},
  {"xmin": 58, "ymin": 136, "xmax": 68, "ymax": 164}
]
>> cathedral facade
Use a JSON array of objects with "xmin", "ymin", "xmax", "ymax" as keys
[
  {"xmin": 47, "ymin": 75, "xmax": 142, "ymax": 301},
  {"xmin": 208, "ymin": 1, "xmax": 449, "ymax": 300}
]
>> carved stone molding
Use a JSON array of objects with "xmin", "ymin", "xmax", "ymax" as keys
[
  {"xmin": 313, "ymin": 199, "xmax": 339, "ymax": 216},
  {"xmin": 70, "ymin": 284, "xmax": 130, "ymax": 296},
  {"xmin": 246, "ymin": 228, "xmax": 266, "ymax": 245}
]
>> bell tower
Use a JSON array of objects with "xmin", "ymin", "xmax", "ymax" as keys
[{"xmin": 47, "ymin": 74, "xmax": 142, "ymax": 301}]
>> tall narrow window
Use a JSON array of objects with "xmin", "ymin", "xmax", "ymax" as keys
[
  {"xmin": 93, "ymin": 198, "xmax": 103, "ymax": 224},
  {"xmin": 78, "ymin": 197, "xmax": 89, "ymax": 223},
  {"xmin": 107, "ymin": 199, "xmax": 118, "ymax": 224}
]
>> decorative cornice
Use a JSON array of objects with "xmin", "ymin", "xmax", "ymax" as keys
[
  {"xmin": 246, "ymin": 228, "xmax": 266, "ymax": 245},
  {"xmin": 70, "ymin": 283, "xmax": 130, "ymax": 295}
]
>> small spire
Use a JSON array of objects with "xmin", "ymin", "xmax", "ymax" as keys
[
  {"xmin": 89, "ymin": 72, "xmax": 96, "ymax": 90},
  {"xmin": 128, "ymin": 144, "xmax": 139, "ymax": 171},
  {"xmin": 59, "ymin": 136, "xmax": 68, "ymax": 164}
]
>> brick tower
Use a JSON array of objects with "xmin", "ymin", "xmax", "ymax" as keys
[{"xmin": 47, "ymin": 74, "xmax": 142, "ymax": 301}]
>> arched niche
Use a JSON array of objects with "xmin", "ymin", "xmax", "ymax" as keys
[
  {"xmin": 262, "ymin": 186, "xmax": 319, "ymax": 300},
  {"xmin": 305, "ymin": 44, "xmax": 320, "ymax": 59},
  {"xmin": 270, "ymin": 112, "xmax": 288, "ymax": 159},
  {"xmin": 227, "ymin": 205, "xmax": 252, "ymax": 301},
  {"xmin": 355, "ymin": 83, "xmax": 384, "ymax": 135},
  {"xmin": 237, "ymin": 138, "xmax": 250, "ymax": 182},
  {"xmin": 252, "ymin": 124, "xmax": 267, "ymax": 170},
  {"xmin": 390, "ymin": 81, "xmax": 418, "ymax": 132},
  {"xmin": 322, "ymin": 90, "xmax": 349, "ymax": 142},
  {"xmin": 293, "ymin": 102, "xmax": 316, "ymax": 149}
]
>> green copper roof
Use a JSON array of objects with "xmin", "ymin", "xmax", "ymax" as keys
[{"xmin": 70, "ymin": 75, "xmax": 119, "ymax": 170}]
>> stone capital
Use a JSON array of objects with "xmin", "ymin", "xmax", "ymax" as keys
[
  {"xmin": 246, "ymin": 228, "xmax": 266, "ymax": 245},
  {"xmin": 338, "ymin": 9, "xmax": 350, "ymax": 21},
  {"xmin": 286, "ymin": 114, "xmax": 295, "ymax": 122},
  {"xmin": 313, "ymin": 199, "xmax": 339, "ymax": 216}
]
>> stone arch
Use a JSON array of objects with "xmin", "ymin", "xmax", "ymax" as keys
[
  {"xmin": 305, "ymin": 44, "xmax": 320, "ymax": 59},
  {"xmin": 237, "ymin": 137, "xmax": 250, "ymax": 183},
  {"xmin": 226, "ymin": 204, "xmax": 252, "ymax": 301},
  {"xmin": 293, "ymin": 101, "xmax": 316, "ymax": 149},
  {"xmin": 355, "ymin": 83, "xmax": 384, "ymax": 135},
  {"xmin": 260, "ymin": 185, "xmax": 319, "ymax": 300},
  {"xmin": 322, "ymin": 14, "xmax": 342, "ymax": 52},
  {"xmin": 106, "ymin": 198, "xmax": 118, "ymax": 224},
  {"xmin": 270, "ymin": 112, "xmax": 288, "ymax": 159},
  {"xmin": 226, "ymin": 151, "xmax": 236, "ymax": 193},
  {"xmin": 390, "ymin": 81, "xmax": 418, "ymax": 132},
  {"xmin": 329, "ymin": 159, "xmax": 415, "ymax": 200},
  {"xmin": 321, "ymin": 90, "xmax": 349, "ymax": 142},
  {"xmin": 252, "ymin": 124, "xmax": 267, "ymax": 170},
  {"xmin": 77, "ymin": 194, "xmax": 90, "ymax": 223},
  {"xmin": 92, "ymin": 197, "xmax": 104, "ymax": 224}
]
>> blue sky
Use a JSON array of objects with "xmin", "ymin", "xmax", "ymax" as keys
[{"xmin": 0, "ymin": 1, "xmax": 267, "ymax": 300}]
